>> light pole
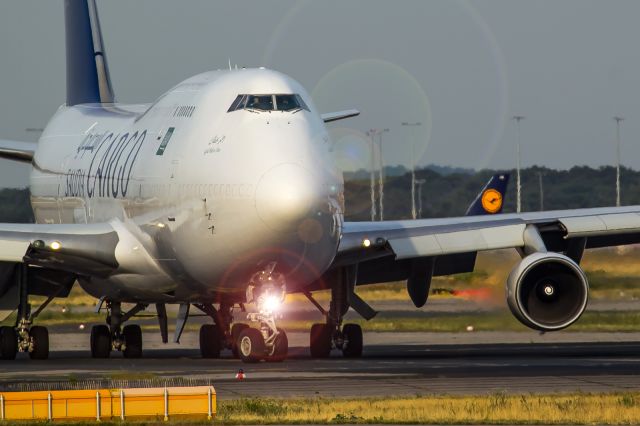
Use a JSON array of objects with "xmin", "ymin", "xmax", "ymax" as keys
[
  {"xmin": 402, "ymin": 121, "xmax": 422, "ymax": 219},
  {"xmin": 365, "ymin": 130, "xmax": 378, "ymax": 221},
  {"xmin": 614, "ymin": 116, "xmax": 624, "ymax": 207},
  {"xmin": 369, "ymin": 128, "xmax": 390, "ymax": 221},
  {"xmin": 537, "ymin": 171, "xmax": 544, "ymax": 211},
  {"xmin": 415, "ymin": 178, "xmax": 426, "ymax": 218},
  {"xmin": 512, "ymin": 115, "xmax": 525, "ymax": 213}
]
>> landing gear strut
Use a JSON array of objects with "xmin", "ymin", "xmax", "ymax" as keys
[
  {"xmin": 90, "ymin": 300, "xmax": 146, "ymax": 358},
  {"xmin": 236, "ymin": 262, "xmax": 288, "ymax": 363},
  {"xmin": 1, "ymin": 263, "xmax": 53, "ymax": 360}
]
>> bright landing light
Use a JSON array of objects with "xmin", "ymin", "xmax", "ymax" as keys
[
  {"xmin": 50, "ymin": 241, "xmax": 62, "ymax": 250},
  {"xmin": 263, "ymin": 295, "xmax": 282, "ymax": 313}
]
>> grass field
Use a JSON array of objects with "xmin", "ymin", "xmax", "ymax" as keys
[{"xmin": 212, "ymin": 393, "xmax": 640, "ymax": 425}]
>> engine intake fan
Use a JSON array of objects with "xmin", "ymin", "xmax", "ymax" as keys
[{"xmin": 506, "ymin": 252, "xmax": 588, "ymax": 331}]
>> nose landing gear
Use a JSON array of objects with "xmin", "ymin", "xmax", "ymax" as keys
[{"xmin": 236, "ymin": 262, "xmax": 288, "ymax": 363}]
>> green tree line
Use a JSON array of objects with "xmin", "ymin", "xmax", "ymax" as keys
[
  {"xmin": 0, "ymin": 188, "xmax": 33, "ymax": 223},
  {"xmin": 344, "ymin": 165, "xmax": 640, "ymax": 220}
]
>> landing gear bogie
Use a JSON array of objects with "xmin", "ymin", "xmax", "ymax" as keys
[
  {"xmin": 9, "ymin": 264, "xmax": 52, "ymax": 360},
  {"xmin": 305, "ymin": 267, "xmax": 369, "ymax": 360},
  {"xmin": 309, "ymin": 321, "xmax": 364, "ymax": 359},
  {"xmin": 91, "ymin": 301, "xmax": 147, "ymax": 359}
]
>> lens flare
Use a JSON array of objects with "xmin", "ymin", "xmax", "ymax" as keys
[{"xmin": 263, "ymin": 295, "xmax": 282, "ymax": 313}]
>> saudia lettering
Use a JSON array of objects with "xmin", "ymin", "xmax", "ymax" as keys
[{"xmin": 65, "ymin": 130, "xmax": 147, "ymax": 198}]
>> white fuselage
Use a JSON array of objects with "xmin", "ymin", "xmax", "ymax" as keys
[{"xmin": 29, "ymin": 69, "xmax": 344, "ymax": 303}]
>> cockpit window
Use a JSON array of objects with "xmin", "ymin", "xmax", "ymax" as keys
[
  {"xmin": 275, "ymin": 94, "xmax": 302, "ymax": 111},
  {"xmin": 228, "ymin": 94, "xmax": 310, "ymax": 113},
  {"xmin": 294, "ymin": 94, "xmax": 310, "ymax": 111},
  {"xmin": 246, "ymin": 95, "xmax": 274, "ymax": 111},
  {"xmin": 227, "ymin": 94, "xmax": 246, "ymax": 112}
]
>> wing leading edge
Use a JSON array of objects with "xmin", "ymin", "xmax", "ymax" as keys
[
  {"xmin": 0, "ymin": 140, "xmax": 37, "ymax": 163},
  {"xmin": 321, "ymin": 109, "xmax": 360, "ymax": 123},
  {"xmin": 338, "ymin": 205, "xmax": 640, "ymax": 271}
]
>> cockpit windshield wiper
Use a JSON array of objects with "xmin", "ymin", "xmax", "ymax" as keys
[{"xmin": 291, "ymin": 107, "xmax": 304, "ymax": 114}]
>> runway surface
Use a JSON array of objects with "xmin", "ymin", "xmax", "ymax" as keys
[{"xmin": 0, "ymin": 331, "xmax": 639, "ymax": 399}]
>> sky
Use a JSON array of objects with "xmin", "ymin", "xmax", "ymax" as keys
[{"xmin": 1, "ymin": 0, "xmax": 640, "ymax": 187}]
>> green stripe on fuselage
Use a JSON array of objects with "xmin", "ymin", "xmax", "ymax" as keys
[{"xmin": 156, "ymin": 127, "xmax": 175, "ymax": 155}]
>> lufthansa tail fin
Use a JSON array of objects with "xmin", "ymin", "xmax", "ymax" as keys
[
  {"xmin": 465, "ymin": 173, "xmax": 510, "ymax": 216},
  {"xmin": 64, "ymin": 0, "xmax": 114, "ymax": 106}
]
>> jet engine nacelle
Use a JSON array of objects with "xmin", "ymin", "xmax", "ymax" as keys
[{"xmin": 506, "ymin": 252, "xmax": 589, "ymax": 331}]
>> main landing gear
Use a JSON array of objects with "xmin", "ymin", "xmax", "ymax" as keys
[
  {"xmin": 90, "ymin": 300, "xmax": 146, "ymax": 358},
  {"xmin": 193, "ymin": 302, "xmax": 235, "ymax": 359},
  {"xmin": 306, "ymin": 288, "xmax": 363, "ymax": 359},
  {"xmin": 1, "ymin": 264, "xmax": 52, "ymax": 360},
  {"xmin": 307, "ymin": 266, "xmax": 375, "ymax": 359}
]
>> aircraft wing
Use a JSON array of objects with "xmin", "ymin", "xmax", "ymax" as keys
[
  {"xmin": 0, "ymin": 217, "xmax": 173, "ymax": 281},
  {"xmin": 0, "ymin": 222, "xmax": 120, "ymax": 277},
  {"xmin": 321, "ymin": 109, "xmax": 360, "ymax": 123},
  {"xmin": 336, "ymin": 205, "xmax": 640, "ymax": 283},
  {"xmin": 0, "ymin": 221, "xmax": 120, "ymax": 318},
  {"xmin": 0, "ymin": 140, "xmax": 37, "ymax": 163}
]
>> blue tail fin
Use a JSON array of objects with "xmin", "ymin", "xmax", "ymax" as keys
[
  {"xmin": 465, "ymin": 173, "xmax": 510, "ymax": 216},
  {"xmin": 64, "ymin": 0, "xmax": 114, "ymax": 106}
]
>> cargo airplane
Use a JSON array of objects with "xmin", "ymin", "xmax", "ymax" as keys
[{"xmin": 0, "ymin": 1, "xmax": 636, "ymax": 363}]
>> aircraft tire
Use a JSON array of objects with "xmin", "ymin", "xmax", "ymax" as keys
[
  {"xmin": 90, "ymin": 325, "xmax": 111, "ymax": 358},
  {"xmin": 230, "ymin": 323, "xmax": 249, "ymax": 358},
  {"xmin": 341, "ymin": 323, "xmax": 363, "ymax": 358},
  {"xmin": 123, "ymin": 324, "xmax": 143, "ymax": 358},
  {"xmin": 237, "ymin": 328, "xmax": 265, "ymax": 363},
  {"xmin": 310, "ymin": 323, "xmax": 332, "ymax": 358},
  {"xmin": 0, "ymin": 326, "xmax": 17, "ymax": 360},
  {"xmin": 29, "ymin": 326, "xmax": 49, "ymax": 360},
  {"xmin": 200, "ymin": 324, "xmax": 222, "ymax": 358},
  {"xmin": 266, "ymin": 328, "xmax": 288, "ymax": 362}
]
